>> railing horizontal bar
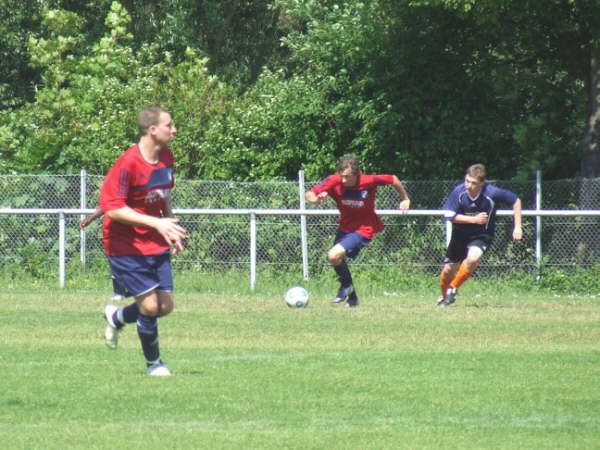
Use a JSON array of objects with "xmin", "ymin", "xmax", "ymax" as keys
[{"xmin": 0, "ymin": 208, "xmax": 598, "ymax": 216}]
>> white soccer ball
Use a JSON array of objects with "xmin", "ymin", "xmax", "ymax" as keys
[{"xmin": 284, "ymin": 286, "xmax": 309, "ymax": 308}]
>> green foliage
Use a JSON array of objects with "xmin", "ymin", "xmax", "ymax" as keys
[
  {"xmin": 1, "ymin": 0, "xmax": 599, "ymax": 179},
  {"xmin": 0, "ymin": 2, "xmax": 230, "ymax": 176}
]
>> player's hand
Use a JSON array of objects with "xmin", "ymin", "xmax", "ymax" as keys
[
  {"xmin": 316, "ymin": 192, "xmax": 329, "ymax": 204},
  {"xmin": 398, "ymin": 199, "xmax": 410, "ymax": 211},
  {"xmin": 473, "ymin": 212, "xmax": 488, "ymax": 224},
  {"xmin": 79, "ymin": 218, "xmax": 92, "ymax": 229},
  {"xmin": 155, "ymin": 218, "xmax": 187, "ymax": 254},
  {"xmin": 512, "ymin": 226, "xmax": 523, "ymax": 241}
]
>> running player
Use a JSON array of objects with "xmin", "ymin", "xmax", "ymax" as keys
[
  {"xmin": 305, "ymin": 155, "xmax": 410, "ymax": 307},
  {"xmin": 437, "ymin": 163, "xmax": 522, "ymax": 307},
  {"xmin": 99, "ymin": 106, "xmax": 186, "ymax": 376}
]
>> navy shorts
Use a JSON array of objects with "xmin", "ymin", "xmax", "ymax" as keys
[
  {"xmin": 443, "ymin": 233, "xmax": 493, "ymax": 264},
  {"xmin": 334, "ymin": 231, "xmax": 371, "ymax": 259},
  {"xmin": 107, "ymin": 252, "xmax": 173, "ymax": 298}
]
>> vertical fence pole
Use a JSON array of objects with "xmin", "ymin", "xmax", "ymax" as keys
[
  {"xmin": 445, "ymin": 220, "xmax": 452, "ymax": 247},
  {"xmin": 59, "ymin": 212, "xmax": 66, "ymax": 288},
  {"xmin": 536, "ymin": 170, "xmax": 542, "ymax": 281},
  {"xmin": 80, "ymin": 169, "xmax": 87, "ymax": 267},
  {"xmin": 298, "ymin": 170, "xmax": 310, "ymax": 281},
  {"xmin": 250, "ymin": 211, "xmax": 257, "ymax": 291}
]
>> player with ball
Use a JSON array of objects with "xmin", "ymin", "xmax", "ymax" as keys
[{"xmin": 305, "ymin": 155, "xmax": 410, "ymax": 307}]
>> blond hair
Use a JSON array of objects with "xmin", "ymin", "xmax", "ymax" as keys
[{"xmin": 466, "ymin": 163, "xmax": 486, "ymax": 181}]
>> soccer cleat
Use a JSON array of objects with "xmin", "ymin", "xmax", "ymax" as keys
[
  {"xmin": 443, "ymin": 286, "xmax": 457, "ymax": 306},
  {"xmin": 147, "ymin": 363, "xmax": 171, "ymax": 376},
  {"xmin": 345, "ymin": 291, "xmax": 359, "ymax": 308},
  {"xmin": 436, "ymin": 295, "xmax": 446, "ymax": 307},
  {"xmin": 333, "ymin": 284, "xmax": 354, "ymax": 304},
  {"xmin": 103, "ymin": 304, "xmax": 120, "ymax": 349}
]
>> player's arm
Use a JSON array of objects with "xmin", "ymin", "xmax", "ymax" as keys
[
  {"xmin": 391, "ymin": 176, "xmax": 410, "ymax": 210},
  {"xmin": 161, "ymin": 189, "xmax": 174, "ymax": 218},
  {"xmin": 306, "ymin": 175, "xmax": 337, "ymax": 204},
  {"xmin": 511, "ymin": 197, "xmax": 523, "ymax": 241},
  {"xmin": 80, "ymin": 208, "xmax": 104, "ymax": 229},
  {"xmin": 305, "ymin": 190, "xmax": 329, "ymax": 204},
  {"xmin": 451, "ymin": 213, "xmax": 488, "ymax": 225},
  {"xmin": 106, "ymin": 207, "xmax": 186, "ymax": 254}
]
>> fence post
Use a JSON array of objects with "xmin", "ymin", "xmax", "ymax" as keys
[
  {"xmin": 298, "ymin": 170, "xmax": 310, "ymax": 280},
  {"xmin": 250, "ymin": 211, "xmax": 257, "ymax": 291},
  {"xmin": 59, "ymin": 212, "xmax": 66, "ymax": 288},
  {"xmin": 80, "ymin": 169, "xmax": 87, "ymax": 267},
  {"xmin": 445, "ymin": 219, "xmax": 452, "ymax": 247},
  {"xmin": 536, "ymin": 170, "xmax": 542, "ymax": 280}
]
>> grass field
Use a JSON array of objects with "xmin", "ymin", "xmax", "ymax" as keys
[{"xmin": 1, "ymin": 281, "xmax": 599, "ymax": 449}]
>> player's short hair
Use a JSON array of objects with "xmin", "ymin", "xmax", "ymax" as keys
[
  {"xmin": 466, "ymin": 163, "xmax": 486, "ymax": 181},
  {"xmin": 137, "ymin": 107, "xmax": 169, "ymax": 136},
  {"xmin": 337, "ymin": 155, "xmax": 360, "ymax": 175}
]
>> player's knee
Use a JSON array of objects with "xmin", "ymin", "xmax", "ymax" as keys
[
  {"xmin": 160, "ymin": 301, "xmax": 174, "ymax": 317},
  {"xmin": 327, "ymin": 245, "xmax": 345, "ymax": 265}
]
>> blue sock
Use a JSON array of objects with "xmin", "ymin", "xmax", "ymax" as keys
[
  {"xmin": 136, "ymin": 314, "xmax": 160, "ymax": 365},
  {"xmin": 111, "ymin": 303, "xmax": 139, "ymax": 329},
  {"xmin": 334, "ymin": 261, "xmax": 353, "ymax": 287},
  {"xmin": 121, "ymin": 303, "xmax": 139, "ymax": 324}
]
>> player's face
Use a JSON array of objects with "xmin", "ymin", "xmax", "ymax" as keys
[
  {"xmin": 464, "ymin": 174, "xmax": 483, "ymax": 196},
  {"xmin": 340, "ymin": 168, "xmax": 358, "ymax": 187},
  {"xmin": 152, "ymin": 112, "xmax": 177, "ymax": 147}
]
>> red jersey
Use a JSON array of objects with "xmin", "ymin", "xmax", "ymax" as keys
[
  {"xmin": 311, "ymin": 174, "xmax": 394, "ymax": 239},
  {"xmin": 99, "ymin": 144, "xmax": 175, "ymax": 256}
]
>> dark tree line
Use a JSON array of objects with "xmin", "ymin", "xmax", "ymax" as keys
[{"xmin": 1, "ymin": 0, "xmax": 598, "ymax": 181}]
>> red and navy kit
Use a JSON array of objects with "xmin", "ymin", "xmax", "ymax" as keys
[
  {"xmin": 100, "ymin": 144, "xmax": 174, "ymax": 256},
  {"xmin": 311, "ymin": 174, "xmax": 395, "ymax": 239}
]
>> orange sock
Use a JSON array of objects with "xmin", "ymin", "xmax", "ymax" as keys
[
  {"xmin": 439, "ymin": 274, "xmax": 450, "ymax": 297},
  {"xmin": 450, "ymin": 263, "xmax": 474, "ymax": 290}
]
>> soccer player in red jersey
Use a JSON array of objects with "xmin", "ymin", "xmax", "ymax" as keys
[
  {"xmin": 306, "ymin": 155, "xmax": 410, "ymax": 307},
  {"xmin": 99, "ymin": 106, "xmax": 186, "ymax": 376}
]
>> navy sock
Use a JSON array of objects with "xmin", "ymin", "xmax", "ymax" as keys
[
  {"xmin": 334, "ymin": 261, "xmax": 353, "ymax": 286},
  {"xmin": 110, "ymin": 303, "xmax": 139, "ymax": 329},
  {"xmin": 121, "ymin": 303, "xmax": 139, "ymax": 324},
  {"xmin": 136, "ymin": 314, "xmax": 160, "ymax": 365}
]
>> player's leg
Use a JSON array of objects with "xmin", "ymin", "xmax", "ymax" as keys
[
  {"xmin": 328, "ymin": 243, "xmax": 354, "ymax": 303},
  {"xmin": 136, "ymin": 290, "xmax": 169, "ymax": 375},
  {"xmin": 437, "ymin": 233, "xmax": 466, "ymax": 306},
  {"xmin": 438, "ymin": 262, "xmax": 460, "ymax": 305},
  {"xmin": 445, "ymin": 235, "xmax": 492, "ymax": 305},
  {"xmin": 329, "ymin": 231, "xmax": 370, "ymax": 306},
  {"xmin": 103, "ymin": 263, "xmax": 140, "ymax": 349},
  {"xmin": 135, "ymin": 252, "xmax": 174, "ymax": 376},
  {"xmin": 450, "ymin": 246, "xmax": 484, "ymax": 290}
]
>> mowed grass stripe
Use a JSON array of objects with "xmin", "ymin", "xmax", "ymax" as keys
[{"xmin": 1, "ymin": 289, "xmax": 599, "ymax": 449}]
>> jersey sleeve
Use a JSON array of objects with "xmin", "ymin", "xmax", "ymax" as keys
[
  {"xmin": 370, "ymin": 175, "xmax": 395, "ymax": 186},
  {"xmin": 311, "ymin": 175, "xmax": 339, "ymax": 195},
  {"xmin": 493, "ymin": 186, "xmax": 518, "ymax": 206},
  {"xmin": 442, "ymin": 185, "xmax": 462, "ymax": 220},
  {"xmin": 99, "ymin": 158, "xmax": 134, "ymax": 211}
]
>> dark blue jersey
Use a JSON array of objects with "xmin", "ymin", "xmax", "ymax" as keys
[{"xmin": 443, "ymin": 183, "xmax": 518, "ymax": 235}]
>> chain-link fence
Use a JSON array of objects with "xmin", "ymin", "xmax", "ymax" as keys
[{"xmin": 0, "ymin": 172, "xmax": 598, "ymax": 287}]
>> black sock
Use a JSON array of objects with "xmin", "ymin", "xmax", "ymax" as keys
[
  {"xmin": 334, "ymin": 261, "xmax": 353, "ymax": 287},
  {"xmin": 121, "ymin": 303, "xmax": 139, "ymax": 324},
  {"xmin": 136, "ymin": 314, "xmax": 160, "ymax": 365}
]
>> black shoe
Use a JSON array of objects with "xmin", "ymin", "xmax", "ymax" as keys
[
  {"xmin": 333, "ymin": 284, "xmax": 354, "ymax": 304},
  {"xmin": 345, "ymin": 291, "xmax": 359, "ymax": 308},
  {"xmin": 444, "ymin": 287, "xmax": 457, "ymax": 306}
]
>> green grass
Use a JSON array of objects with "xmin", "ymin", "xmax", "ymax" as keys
[{"xmin": 1, "ymin": 283, "xmax": 599, "ymax": 449}]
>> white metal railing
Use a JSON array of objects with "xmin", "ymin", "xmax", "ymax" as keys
[{"xmin": 0, "ymin": 207, "xmax": 599, "ymax": 289}]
